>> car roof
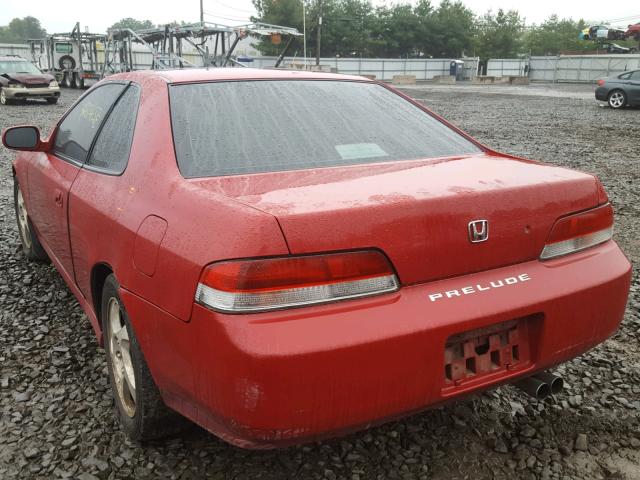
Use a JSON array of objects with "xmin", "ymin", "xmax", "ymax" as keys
[{"xmin": 107, "ymin": 67, "xmax": 373, "ymax": 84}]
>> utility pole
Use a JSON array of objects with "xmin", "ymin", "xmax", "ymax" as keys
[
  {"xmin": 302, "ymin": 0, "xmax": 307, "ymax": 67},
  {"xmin": 316, "ymin": 2, "xmax": 322, "ymax": 66},
  {"xmin": 199, "ymin": 0, "xmax": 205, "ymax": 59}
]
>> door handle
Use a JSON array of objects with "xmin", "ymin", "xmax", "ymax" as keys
[{"xmin": 55, "ymin": 190, "xmax": 63, "ymax": 207}]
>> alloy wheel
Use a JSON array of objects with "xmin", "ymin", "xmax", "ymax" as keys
[
  {"xmin": 0, "ymin": 89, "xmax": 6, "ymax": 105},
  {"xmin": 108, "ymin": 297, "xmax": 137, "ymax": 417},
  {"xmin": 609, "ymin": 92, "xmax": 625, "ymax": 108},
  {"xmin": 16, "ymin": 187, "xmax": 32, "ymax": 249}
]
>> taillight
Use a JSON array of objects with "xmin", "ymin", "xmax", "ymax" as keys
[
  {"xmin": 597, "ymin": 79, "xmax": 605, "ymax": 87},
  {"xmin": 195, "ymin": 250, "xmax": 399, "ymax": 313},
  {"xmin": 540, "ymin": 204, "xmax": 613, "ymax": 260}
]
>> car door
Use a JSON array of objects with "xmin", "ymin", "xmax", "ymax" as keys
[
  {"xmin": 68, "ymin": 83, "xmax": 141, "ymax": 300},
  {"xmin": 27, "ymin": 82, "xmax": 128, "ymax": 279},
  {"xmin": 628, "ymin": 71, "xmax": 640, "ymax": 105}
]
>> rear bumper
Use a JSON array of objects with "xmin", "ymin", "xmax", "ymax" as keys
[
  {"xmin": 3, "ymin": 86, "xmax": 60, "ymax": 99},
  {"xmin": 121, "ymin": 240, "xmax": 631, "ymax": 448},
  {"xmin": 595, "ymin": 87, "xmax": 609, "ymax": 102}
]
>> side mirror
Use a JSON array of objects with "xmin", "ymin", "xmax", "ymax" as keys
[{"xmin": 2, "ymin": 126, "xmax": 47, "ymax": 152}]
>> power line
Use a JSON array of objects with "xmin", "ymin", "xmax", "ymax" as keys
[
  {"xmin": 599, "ymin": 14, "xmax": 640, "ymax": 24},
  {"xmin": 203, "ymin": 11, "xmax": 251, "ymax": 22},
  {"xmin": 209, "ymin": 0, "xmax": 257, "ymax": 15},
  {"xmin": 606, "ymin": 14, "xmax": 640, "ymax": 22}
]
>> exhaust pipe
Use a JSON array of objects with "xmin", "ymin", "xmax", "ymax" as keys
[
  {"xmin": 532, "ymin": 372, "xmax": 564, "ymax": 394},
  {"xmin": 514, "ymin": 376, "xmax": 551, "ymax": 400}
]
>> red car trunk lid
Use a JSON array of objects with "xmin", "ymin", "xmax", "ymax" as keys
[{"xmin": 194, "ymin": 154, "xmax": 599, "ymax": 285}]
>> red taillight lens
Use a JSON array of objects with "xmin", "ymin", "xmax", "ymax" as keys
[
  {"xmin": 196, "ymin": 251, "xmax": 399, "ymax": 313},
  {"xmin": 540, "ymin": 204, "xmax": 614, "ymax": 260},
  {"xmin": 597, "ymin": 79, "xmax": 605, "ymax": 87}
]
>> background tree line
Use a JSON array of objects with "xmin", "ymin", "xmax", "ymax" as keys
[
  {"xmin": 1, "ymin": 5, "xmax": 638, "ymax": 61},
  {"xmin": 251, "ymin": 0, "xmax": 638, "ymax": 59}
]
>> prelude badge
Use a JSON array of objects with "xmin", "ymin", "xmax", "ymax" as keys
[
  {"xmin": 428, "ymin": 273, "xmax": 532, "ymax": 302},
  {"xmin": 468, "ymin": 219, "xmax": 489, "ymax": 243}
]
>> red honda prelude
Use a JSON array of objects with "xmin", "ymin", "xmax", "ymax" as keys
[{"xmin": 2, "ymin": 69, "xmax": 631, "ymax": 448}]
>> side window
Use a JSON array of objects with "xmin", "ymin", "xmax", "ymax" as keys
[
  {"xmin": 631, "ymin": 71, "xmax": 640, "ymax": 80},
  {"xmin": 53, "ymin": 83, "xmax": 127, "ymax": 163},
  {"xmin": 86, "ymin": 84, "xmax": 141, "ymax": 174},
  {"xmin": 619, "ymin": 72, "xmax": 632, "ymax": 80}
]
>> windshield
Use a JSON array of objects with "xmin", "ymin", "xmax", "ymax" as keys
[
  {"xmin": 0, "ymin": 60, "xmax": 42, "ymax": 75},
  {"xmin": 170, "ymin": 80, "xmax": 482, "ymax": 178}
]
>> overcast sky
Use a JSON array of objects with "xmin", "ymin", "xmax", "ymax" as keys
[{"xmin": 1, "ymin": 0, "xmax": 639, "ymax": 34}]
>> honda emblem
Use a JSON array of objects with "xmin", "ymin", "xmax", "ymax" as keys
[{"xmin": 468, "ymin": 220, "xmax": 489, "ymax": 243}]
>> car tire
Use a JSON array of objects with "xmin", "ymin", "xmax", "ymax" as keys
[
  {"xmin": 46, "ymin": 97, "xmax": 58, "ymax": 104},
  {"xmin": 58, "ymin": 55, "xmax": 76, "ymax": 70},
  {"xmin": 608, "ymin": 90, "xmax": 627, "ymax": 109},
  {"xmin": 102, "ymin": 274, "xmax": 187, "ymax": 441},
  {"xmin": 60, "ymin": 72, "xmax": 70, "ymax": 88},
  {"xmin": 73, "ymin": 72, "xmax": 85, "ymax": 89},
  {"xmin": 0, "ymin": 87, "xmax": 12, "ymax": 105},
  {"xmin": 13, "ymin": 180, "xmax": 49, "ymax": 262}
]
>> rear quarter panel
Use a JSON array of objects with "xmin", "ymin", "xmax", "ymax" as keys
[{"xmin": 68, "ymin": 74, "xmax": 289, "ymax": 325}]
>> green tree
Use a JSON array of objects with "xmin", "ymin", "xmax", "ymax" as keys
[
  {"xmin": 368, "ymin": 0, "xmax": 474, "ymax": 58},
  {"xmin": 251, "ymin": 0, "xmax": 306, "ymax": 56},
  {"xmin": 525, "ymin": 16, "xmax": 590, "ymax": 55},
  {"xmin": 371, "ymin": 4, "xmax": 421, "ymax": 57},
  {"xmin": 250, "ymin": 0, "xmax": 630, "ymax": 60},
  {"xmin": 427, "ymin": 0, "xmax": 475, "ymax": 57},
  {"xmin": 0, "ymin": 16, "xmax": 46, "ymax": 43},
  {"xmin": 473, "ymin": 9, "xmax": 524, "ymax": 60},
  {"xmin": 109, "ymin": 18, "xmax": 155, "ymax": 32},
  {"xmin": 308, "ymin": 0, "xmax": 373, "ymax": 57},
  {"xmin": 251, "ymin": 0, "xmax": 477, "ymax": 58}
]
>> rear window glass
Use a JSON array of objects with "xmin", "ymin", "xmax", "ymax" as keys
[{"xmin": 169, "ymin": 80, "xmax": 482, "ymax": 178}]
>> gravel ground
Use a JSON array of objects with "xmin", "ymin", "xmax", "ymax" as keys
[{"xmin": 0, "ymin": 84, "xmax": 638, "ymax": 480}]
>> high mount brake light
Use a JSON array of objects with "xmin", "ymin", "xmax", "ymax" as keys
[
  {"xmin": 540, "ymin": 204, "xmax": 614, "ymax": 260},
  {"xmin": 195, "ymin": 251, "xmax": 399, "ymax": 313}
]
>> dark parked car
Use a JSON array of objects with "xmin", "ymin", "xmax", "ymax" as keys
[{"xmin": 596, "ymin": 70, "xmax": 640, "ymax": 108}]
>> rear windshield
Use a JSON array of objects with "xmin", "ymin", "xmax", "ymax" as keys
[{"xmin": 169, "ymin": 80, "xmax": 482, "ymax": 178}]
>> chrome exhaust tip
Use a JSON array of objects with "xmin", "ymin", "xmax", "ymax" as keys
[
  {"xmin": 514, "ymin": 376, "xmax": 551, "ymax": 400},
  {"xmin": 532, "ymin": 372, "xmax": 564, "ymax": 395}
]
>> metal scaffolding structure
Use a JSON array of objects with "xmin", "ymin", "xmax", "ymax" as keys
[
  {"xmin": 101, "ymin": 21, "xmax": 303, "ymax": 76},
  {"xmin": 225, "ymin": 23, "xmax": 302, "ymax": 68},
  {"xmin": 28, "ymin": 22, "xmax": 105, "ymax": 88}
]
